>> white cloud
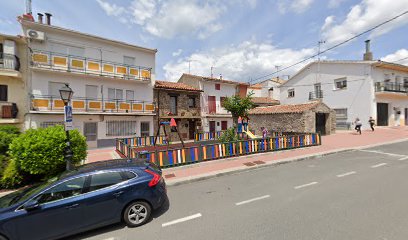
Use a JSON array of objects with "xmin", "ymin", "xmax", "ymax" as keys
[
  {"xmin": 163, "ymin": 40, "xmax": 315, "ymax": 82},
  {"xmin": 328, "ymin": 0, "xmax": 348, "ymax": 9},
  {"xmin": 96, "ymin": 0, "xmax": 126, "ymax": 17},
  {"xmin": 381, "ymin": 49, "xmax": 408, "ymax": 65},
  {"xmin": 130, "ymin": 0, "xmax": 156, "ymax": 25},
  {"xmin": 172, "ymin": 49, "xmax": 183, "ymax": 57},
  {"xmin": 278, "ymin": 0, "xmax": 315, "ymax": 14},
  {"xmin": 321, "ymin": 16, "xmax": 335, "ymax": 32},
  {"xmin": 321, "ymin": 0, "xmax": 408, "ymax": 45}
]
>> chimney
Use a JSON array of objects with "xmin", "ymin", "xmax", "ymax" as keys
[
  {"xmin": 219, "ymin": 74, "xmax": 222, "ymax": 80},
  {"xmin": 363, "ymin": 40, "xmax": 373, "ymax": 61},
  {"xmin": 45, "ymin": 12, "xmax": 52, "ymax": 25},
  {"xmin": 37, "ymin": 13, "xmax": 44, "ymax": 24}
]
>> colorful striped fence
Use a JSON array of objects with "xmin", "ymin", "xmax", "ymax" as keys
[
  {"xmin": 121, "ymin": 136, "xmax": 167, "ymax": 147},
  {"xmin": 116, "ymin": 133, "xmax": 321, "ymax": 168},
  {"xmin": 194, "ymin": 131, "xmax": 225, "ymax": 141}
]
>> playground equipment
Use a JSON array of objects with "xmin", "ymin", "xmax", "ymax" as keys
[
  {"xmin": 243, "ymin": 129, "xmax": 257, "ymax": 139},
  {"xmin": 154, "ymin": 117, "xmax": 185, "ymax": 148},
  {"xmin": 238, "ymin": 116, "xmax": 260, "ymax": 139}
]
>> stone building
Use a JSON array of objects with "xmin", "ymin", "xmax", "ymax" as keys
[
  {"xmin": 248, "ymin": 101, "xmax": 336, "ymax": 135},
  {"xmin": 154, "ymin": 80, "xmax": 202, "ymax": 141}
]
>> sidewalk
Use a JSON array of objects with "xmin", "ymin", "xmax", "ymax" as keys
[{"xmin": 87, "ymin": 127, "xmax": 408, "ymax": 186}]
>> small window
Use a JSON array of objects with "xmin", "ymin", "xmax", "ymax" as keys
[
  {"xmin": 106, "ymin": 120, "xmax": 137, "ymax": 136},
  {"xmin": 215, "ymin": 84, "xmax": 221, "ymax": 90},
  {"xmin": 126, "ymin": 90, "xmax": 134, "ymax": 101},
  {"xmin": 89, "ymin": 172, "xmax": 124, "ymax": 192},
  {"xmin": 36, "ymin": 176, "xmax": 87, "ymax": 204},
  {"xmin": 122, "ymin": 171, "xmax": 137, "ymax": 180},
  {"xmin": 334, "ymin": 108, "xmax": 348, "ymax": 119},
  {"xmin": 170, "ymin": 96, "xmax": 177, "ymax": 114},
  {"xmin": 334, "ymin": 78, "xmax": 347, "ymax": 90},
  {"xmin": 140, "ymin": 121, "xmax": 150, "ymax": 137},
  {"xmin": 220, "ymin": 97, "xmax": 226, "ymax": 107},
  {"xmin": 188, "ymin": 96, "xmax": 196, "ymax": 108},
  {"xmin": 287, "ymin": 89, "xmax": 295, "ymax": 98},
  {"xmin": 0, "ymin": 85, "xmax": 8, "ymax": 101},
  {"xmin": 124, "ymin": 56, "xmax": 135, "ymax": 66}
]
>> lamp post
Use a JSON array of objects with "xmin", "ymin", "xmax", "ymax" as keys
[{"xmin": 59, "ymin": 84, "xmax": 74, "ymax": 171}]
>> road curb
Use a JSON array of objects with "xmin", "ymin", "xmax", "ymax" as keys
[{"xmin": 165, "ymin": 138, "xmax": 408, "ymax": 187}]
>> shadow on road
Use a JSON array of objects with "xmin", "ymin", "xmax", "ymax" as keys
[{"xmin": 64, "ymin": 199, "xmax": 170, "ymax": 240}]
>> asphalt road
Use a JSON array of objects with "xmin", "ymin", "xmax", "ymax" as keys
[{"xmin": 71, "ymin": 140, "xmax": 408, "ymax": 240}]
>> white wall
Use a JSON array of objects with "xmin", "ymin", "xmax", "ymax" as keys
[
  {"xmin": 201, "ymin": 81, "xmax": 236, "ymax": 115},
  {"xmin": 201, "ymin": 117, "xmax": 233, "ymax": 132}
]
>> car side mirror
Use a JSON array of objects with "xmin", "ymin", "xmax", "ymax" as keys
[{"xmin": 23, "ymin": 200, "xmax": 40, "ymax": 211}]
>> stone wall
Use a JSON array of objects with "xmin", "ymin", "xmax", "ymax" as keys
[
  {"xmin": 248, "ymin": 113, "xmax": 305, "ymax": 134},
  {"xmin": 154, "ymin": 90, "xmax": 201, "ymax": 118}
]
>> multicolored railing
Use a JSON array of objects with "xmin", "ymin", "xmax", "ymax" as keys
[
  {"xmin": 194, "ymin": 131, "xmax": 225, "ymax": 141},
  {"xmin": 117, "ymin": 136, "xmax": 167, "ymax": 150},
  {"xmin": 117, "ymin": 133, "xmax": 321, "ymax": 168}
]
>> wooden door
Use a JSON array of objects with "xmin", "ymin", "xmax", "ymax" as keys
[
  {"xmin": 377, "ymin": 103, "xmax": 389, "ymax": 126},
  {"xmin": 208, "ymin": 96, "xmax": 216, "ymax": 114},
  {"xmin": 209, "ymin": 121, "xmax": 216, "ymax": 133}
]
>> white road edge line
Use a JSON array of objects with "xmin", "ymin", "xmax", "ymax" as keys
[
  {"xmin": 399, "ymin": 156, "xmax": 408, "ymax": 161},
  {"xmin": 358, "ymin": 149, "xmax": 406, "ymax": 158},
  {"xmin": 294, "ymin": 181, "xmax": 318, "ymax": 190},
  {"xmin": 371, "ymin": 163, "xmax": 387, "ymax": 168},
  {"xmin": 336, "ymin": 171, "xmax": 356, "ymax": 178},
  {"xmin": 162, "ymin": 213, "xmax": 202, "ymax": 227},
  {"xmin": 235, "ymin": 195, "xmax": 270, "ymax": 206}
]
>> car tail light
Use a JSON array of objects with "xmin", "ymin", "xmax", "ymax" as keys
[{"xmin": 145, "ymin": 169, "xmax": 160, "ymax": 187}]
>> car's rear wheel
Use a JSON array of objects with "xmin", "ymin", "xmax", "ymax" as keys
[{"xmin": 123, "ymin": 201, "xmax": 151, "ymax": 227}]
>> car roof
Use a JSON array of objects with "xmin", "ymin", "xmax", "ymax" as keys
[{"xmin": 59, "ymin": 159, "xmax": 148, "ymax": 180}]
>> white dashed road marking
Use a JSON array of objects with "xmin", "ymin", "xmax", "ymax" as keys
[
  {"xmin": 399, "ymin": 156, "xmax": 408, "ymax": 161},
  {"xmin": 358, "ymin": 149, "xmax": 406, "ymax": 158},
  {"xmin": 162, "ymin": 213, "xmax": 202, "ymax": 227},
  {"xmin": 371, "ymin": 163, "xmax": 387, "ymax": 168},
  {"xmin": 336, "ymin": 171, "xmax": 356, "ymax": 178},
  {"xmin": 235, "ymin": 195, "xmax": 270, "ymax": 206},
  {"xmin": 294, "ymin": 182, "xmax": 318, "ymax": 189}
]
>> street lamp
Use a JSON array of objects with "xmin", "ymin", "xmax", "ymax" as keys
[{"xmin": 59, "ymin": 84, "xmax": 74, "ymax": 171}]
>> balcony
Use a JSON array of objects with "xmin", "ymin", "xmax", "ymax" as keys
[
  {"xmin": 375, "ymin": 82, "xmax": 408, "ymax": 94},
  {"xmin": 0, "ymin": 53, "xmax": 21, "ymax": 78},
  {"xmin": 0, "ymin": 102, "xmax": 19, "ymax": 123},
  {"xmin": 309, "ymin": 90, "xmax": 323, "ymax": 100},
  {"xmin": 31, "ymin": 50, "xmax": 152, "ymax": 81},
  {"xmin": 30, "ymin": 95, "xmax": 155, "ymax": 115}
]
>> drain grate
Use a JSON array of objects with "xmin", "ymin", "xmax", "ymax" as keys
[
  {"xmin": 243, "ymin": 162, "xmax": 256, "ymax": 167},
  {"xmin": 253, "ymin": 160, "xmax": 266, "ymax": 165},
  {"xmin": 164, "ymin": 173, "xmax": 176, "ymax": 179}
]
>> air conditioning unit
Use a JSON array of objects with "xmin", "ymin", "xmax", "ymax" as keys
[{"xmin": 26, "ymin": 29, "xmax": 46, "ymax": 41}]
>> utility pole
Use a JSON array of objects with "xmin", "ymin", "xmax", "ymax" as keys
[
  {"xmin": 187, "ymin": 60, "xmax": 192, "ymax": 74},
  {"xmin": 317, "ymin": 40, "xmax": 325, "ymax": 84},
  {"xmin": 275, "ymin": 65, "xmax": 281, "ymax": 80},
  {"xmin": 211, "ymin": 66, "xmax": 214, "ymax": 78}
]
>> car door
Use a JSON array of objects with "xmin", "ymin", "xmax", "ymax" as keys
[
  {"xmin": 80, "ymin": 171, "xmax": 135, "ymax": 228},
  {"xmin": 15, "ymin": 176, "xmax": 87, "ymax": 240}
]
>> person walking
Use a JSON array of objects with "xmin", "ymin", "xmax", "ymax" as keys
[
  {"xmin": 261, "ymin": 127, "xmax": 268, "ymax": 138},
  {"xmin": 368, "ymin": 117, "xmax": 375, "ymax": 131},
  {"xmin": 354, "ymin": 118, "xmax": 362, "ymax": 135}
]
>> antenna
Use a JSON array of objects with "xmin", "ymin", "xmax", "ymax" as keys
[
  {"xmin": 318, "ymin": 40, "xmax": 326, "ymax": 61},
  {"xmin": 211, "ymin": 66, "xmax": 214, "ymax": 78},
  {"xmin": 26, "ymin": 0, "xmax": 32, "ymax": 14},
  {"xmin": 275, "ymin": 65, "xmax": 281, "ymax": 79}
]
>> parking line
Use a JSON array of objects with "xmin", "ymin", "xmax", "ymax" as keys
[
  {"xmin": 162, "ymin": 213, "xmax": 202, "ymax": 227},
  {"xmin": 235, "ymin": 195, "xmax": 270, "ymax": 206},
  {"xmin": 399, "ymin": 156, "xmax": 408, "ymax": 161},
  {"xmin": 371, "ymin": 163, "xmax": 387, "ymax": 168},
  {"xmin": 336, "ymin": 171, "xmax": 356, "ymax": 178},
  {"xmin": 358, "ymin": 149, "xmax": 406, "ymax": 158},
  {"xmin": 294, "ymin": 182, "xmax": 318, "ymax": 189}
]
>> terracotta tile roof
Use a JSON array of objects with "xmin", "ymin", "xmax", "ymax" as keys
[
  {"xmin": 182, "ymin": 73, "xmax": 249, "ymax": 86},
  {"xmin": 252, "ymin": 97, "xmax": 280, "ymax": 104},
  {"xmin": 249, "ymin": 101, "xmax": 320, "ymax": 115},
  {"xmin": 155, "ymin": 80, "xmax": 202, "ymax": 92},
  {"xmin": 248, "ymin": 83, "xmax": 262, "ymax": 89}
]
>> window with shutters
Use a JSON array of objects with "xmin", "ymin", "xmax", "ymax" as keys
[
  {"xmin": 106, "ymin": 120, "xmax": 137, "ymax": 136},
  {"xmin": 140, "ymin": 122, "xmax": 150, "ymax": 137}
]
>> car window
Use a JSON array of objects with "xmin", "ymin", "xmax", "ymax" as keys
[
  {"xmin": 89, "ymin": 172, "xmax": 124, "ymax": 192},
  {"xmin": 36, "ymin": 176, "xmax": 86, "ymax": 204},
  {"xmin": 122, "ymin": 171, "xmax": 137, "ymax": 180}
]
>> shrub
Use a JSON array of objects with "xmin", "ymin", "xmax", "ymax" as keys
[
  {"xmin": 9, "ymin": 125, "xmax": 87, "ymax": 178},
  {"xmin": 0, "ymin": 131, "xmax": 18, "ymax": 155},
  {"xmin": 0, "ymin": 154, "xmax": 9, "ymax": 177},
  {"xmin": 0, "ymin": 125, "xmax": 20, "ymax": 135},
  {"xmin": 1, "ymin": 159, "xmax": 25, "ymax": 189},
  {"xmin": 217, "ymin": 127, "xmax": 240, "ymax": 143}
]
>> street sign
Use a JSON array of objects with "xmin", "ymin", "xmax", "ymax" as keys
[{"xmin": 64, "ymin": 106, "xmax": 74, "ymax": 130}]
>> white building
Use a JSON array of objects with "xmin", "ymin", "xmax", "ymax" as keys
[
  {"xmin": 178, "ymin": 74, "xmax": 248, "ymax": 132},
  {"xmin": 248, "ymin": 78, "xmax": 285, "ymax": 100},
  {"xmin": 19, "ymin": 14, "xmax": 157, "ymax": 148},
  {"xmin": 279, "ymin": 45, "xmax": 408, "ymax": 130}
]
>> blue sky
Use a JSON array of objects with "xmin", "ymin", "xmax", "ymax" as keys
[{"xmin": 1, "ymin": 0, "xmax": 408, "ymax": 83}]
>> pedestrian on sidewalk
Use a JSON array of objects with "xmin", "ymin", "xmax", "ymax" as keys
[
  {"xmin": 261, "ymin": 127, "xmax": 268, "ymax": 138},
  {"xmin": 354, "ymin": 118, "xmax": 362, "ymax": 135},
  {"xmin": 368, "ymin": 117, "xmax": 375, "ymax": 131}
]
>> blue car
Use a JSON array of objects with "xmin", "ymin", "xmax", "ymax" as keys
[{"xmin": 0, "ymin": 159, "xmax": 167, "ymax": 240}]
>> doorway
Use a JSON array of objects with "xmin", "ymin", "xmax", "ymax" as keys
[
  {"xmin": 221, "ymin": 121, "xmax": 228, "ymax": 131},
  {"xmin": 315, "ymin": 113, "xmax": 326, "ymax": 135},
  {"xmin": 405, "ymin": 108, "xmax": 408, "ymax": 126},
  {"xmin": 209, "ymin": 121, "xmax": 216, "ymax": 133},
  {"xmin": 188, "ymin": 120, "xmax": 196, "ymax": 140},
  {"xmin": 208, "ymin": 96, "xmax": 216, "ymax": 114},
  {"xmin": 84, "ymin": 122, "xmax": 98, "ymax": 148},
  {"xmin": 377, "ymin": 103, "xmax": 389, "ymax": 126}
]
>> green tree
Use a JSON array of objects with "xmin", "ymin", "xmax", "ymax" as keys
[{"xmin": 222, "ymin": 92, "xmax": 255, "ymax": 127}]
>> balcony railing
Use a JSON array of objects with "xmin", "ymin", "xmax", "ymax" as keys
[
  {"xmin": 30, "ymin": 95, "xmax": 155, "ymax": 114},
  {"xmin": 0, "ymin": 102, "xmax": 18, "ymax": 119},
  {"xmin": 31, "ymin": 50, "xmax": 152, "ymax": 81},
  {"xmin": 309, "ymin": 90, "xmax": 323, "ymax": 100},
  {"xmin": 202, "ymin": 105, "xmax": 230, "ymax": 115},
  {"xmin": 0, "ymin": 53, "xmax": 20, "ymax": 71},
  {"xmin": 375, "ymin": 82, "xmax": 408, "ymax": 93}
]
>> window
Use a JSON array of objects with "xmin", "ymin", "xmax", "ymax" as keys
[
  {"xmin": 215, "ymin": 84, "xmax": 221, "ymax": 90},
  {"xmin": 334, "ymin": 78, "xmax": 347, "ymax": 90},
  {"xmin": 48, "ymin": 82, "xmax": 67, "ymax": 97},
  {"xmin": 334, "ymin": 108, "xmax": 348, "ymax": 120},
  {"xmin": 89, "ymin": 172, "xmax": 123, "ymax": 192},
  {"xmin": 86, "ymin": 85, "xmax": 98, "ymax": 100},
  {"xmin": 188, "ymin": 96, "xmax": 196, "ymax": 108},
  {"xmin": 106, "ymin": 120, "xmax": 137, "ymax": 136},
  {"xmin": 116, "ymin": 89, "xmax": 123, "ymax": 100},
  {"xmin": 384, "ymin": 74, "xmax": 391, "ymax": 82},
  {"xmin": 124, "ymin": 56, "xmax": 135, "ymax": 66},
  {"xmin": 140, "ymin": 122, "xmax": 150, "ymax": 137},
  {"xmin": 220, "ymin": 97, "xmax": 226, "ymax": 107},
  {"xmin": 170, "ymin": 95, "xmax": 177, "ymax": 114},
  {"xmin": 122, "ymin": 171, "xmax": 137, "ymax": 180},
  {"xmin": 287, "ymin": 89, "xmax": 295, "ymax": 98},
  {"xmin": 36, "ymin": 176, "xmax": 86, "ymax": 204},
  {"xmin": 126, "ymin": 90, "xmax": 134, "ymax": 101},
  {"xmin": 107, "ymin": 88, "xmax": 123, "ymax": 100},
  {"xmin": 0, "ymin": 85, "xmax": 7, "ymax": 101},
  {"xmin": 84, "ymin": 122, "xmax": 97, "ymax": 141}
]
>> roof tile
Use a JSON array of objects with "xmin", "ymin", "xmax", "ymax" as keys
[
  {"xmin": 249, "ymin": 101, "xmax": 320, "ymax": 114},
  {"xmin": 155, "ymin": 80, "xmax": 202, "ymax": 92}
]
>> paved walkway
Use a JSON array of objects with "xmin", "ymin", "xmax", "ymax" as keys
[{"xmin": 86, "ymin": 127, "xmax": 408, "ymax": 185}]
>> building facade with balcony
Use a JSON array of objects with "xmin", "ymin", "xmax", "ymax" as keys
[
  {"xmin": 279, "ymin": 60, "xmax": 408, "ymax": 129},
  {"xmin": 178, "ymin": 73, "xmax": 248, "ymax": 132},
  {"xmin": 0, "ymin": 34, "xmax": 28, "ymax": 128},
  {"xmin": 19, "ymin": 16, "xmax": 157, "ymax": 148},
  {"xmin": 154, "ymin": 81, "xmax": 202, "ymax": 141}
]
